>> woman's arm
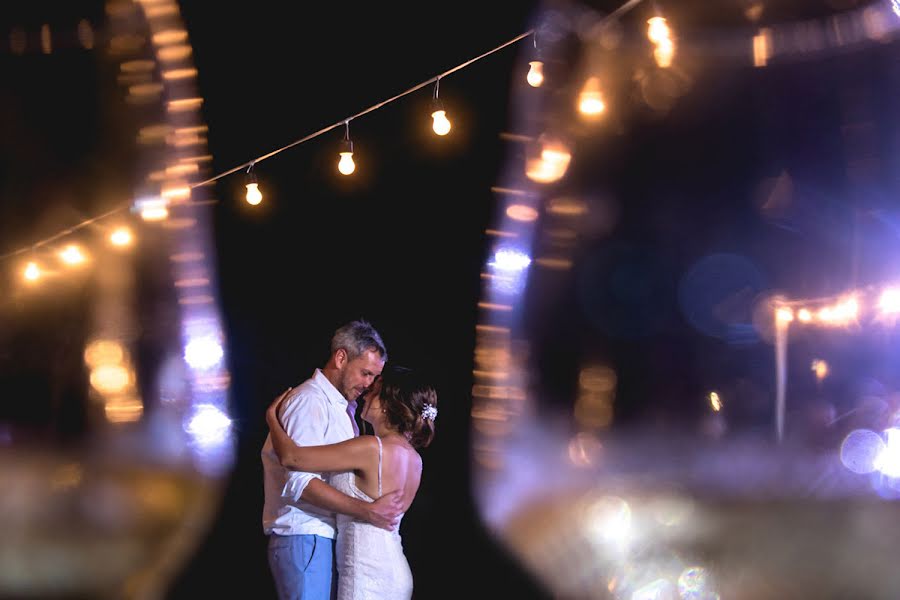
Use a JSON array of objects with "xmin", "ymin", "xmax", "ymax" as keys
[{"xmin": 267, "ymin": 387, "xmax": 376, "ymax": 473}]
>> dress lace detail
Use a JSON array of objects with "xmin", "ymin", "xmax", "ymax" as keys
[{"xmin": 332, "ymin": 436, "xmax": 412, "ymax": 600}]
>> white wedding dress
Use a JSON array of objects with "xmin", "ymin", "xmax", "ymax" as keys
[{"xmin": 332, "ymin": 436, "xmax": 413, "ymax": 600}]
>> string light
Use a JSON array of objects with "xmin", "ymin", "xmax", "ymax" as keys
[
  {"xmin": 431, "ymin": 78, "xmax": 452, "ymax": 136},
  {"xmin": 646, "ymin": 12, "xmax": 675, "ymax": 68},
  {"xmin": 338, "ymin": 121, "xmax": 356, "ymax": 176},
  {"xmin": 1, "ymin": 29, "xmax": 538, "ymax": 267},
  {"xmin": 110, "ymin": 227, "xmax": 133, "ymax": 247},
  {"xmin": 59, "ymin": 245, "xmax": 87, "ymax": 266},
  {"xmin": 647, "ymin": 16, "xmax": 670, "ymax": 44},
  {"xmin": 23, "ymin": 261, "xmax": 41, "ymax": 282},
  {"xmin": 577, "ymin": 76, "xmax": 606, "ymax": 116},
  {"xmin": 4, "ymin": 0, "xmax": 661, "ymax": 274},
  {"xmin": 245, "ymin": 163, "xmax": 263, "ymax": 205},
  {"xmin": 525, "ymin": 135, "xmax": 572, "ymax": 183},
  {"xmin": 526, "ymin": 31, "xmax": 544, "ymax": 88}
]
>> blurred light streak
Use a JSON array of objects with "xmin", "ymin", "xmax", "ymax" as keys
[
  {"xmin": 875, "ymin": 428, "xmax": 900, "ymax": 478},
  {"xmin": 489, "ymin": 248, "xmax": 532, "ymax": 272},
  {"xmin": 84, "ymin": 340, "xmax": 125, "ymax": 367},
  {"xmin": 577, "ymin": 77, "xmax": 605, "ymax": 116},
  {"xmin": 546, "ymin": 197, "xmax": 588, "ymax": 217},
  {"xmin": 478, "ymin": 302, "xmax": 514, "ymax": 311},
  {"xmin": 753, "ymin": 28, "xmax": 772, "ymax": 67},
  {"xmin": 811, "ymin": 359, "xmax": 829, "ymax": 382},
  {"xmin": 506, "ymin": 204, "xmax": 539, "ymax": 222},
  {"xmin": 157, "ymin": 44, "xmax": 192, "ymax": 61},
  {"xmin": 183, "ymin": 404, "xmax": 232, "ymax": 448},
  {"xmin": 485, "ymin": 229, "xmax": 518, "ymax": 238},
  {"xmin": 775, "ymin": 307, "xmax": 794, "ymax": 323},
  {"xmin": 183, "ymin": 336, "xmax": 224, "ymax": 370},
  {"xmin": 525, "ymin": 136, "xmax": 571, "ymax": 183},
  {"xmin": 89, "ymin": 364, "xmax": 132, "ymax": 395},
  {"xmin": 535, "ymin": 257, "xmax": 573, "ymax": 270},
  {"xmin": 110, "ymin": 227, "xmax": 133, "ymax": 247},
  {"xmin": 879, "ymin": 288, "xmax": 900, "ymax": 315},
  {"xmin": 103, "ymin": 398, "xmax": 143, "ymax": 423}
]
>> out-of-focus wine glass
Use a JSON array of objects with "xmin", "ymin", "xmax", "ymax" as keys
[
  {"xmin": 473, "ymin": 1, "xmax": 900, "ymax": 598},
  {"xmin": 0, "ymin": 2, "xmax": 233, "ymax": 598}
]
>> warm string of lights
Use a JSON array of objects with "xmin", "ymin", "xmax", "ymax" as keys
[
  {"xmin": 7, "ymin": 0, "xmax": 900, "ymax": 292},
  {"xmin": 5, "ymin": 0, "xmax": 700, "ymax": 288},
  {"xmin": 774, "ymin": 285, "xmax": 900, "ymax": 329},
  {"xmin": 3, "ymin": 20, "xmax": 98, "ymax": 55},
  {"xmin": 202, "ymin": 30, "xmax": 538, "ymax": 205}
]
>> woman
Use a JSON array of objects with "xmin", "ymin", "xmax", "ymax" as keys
[{"xmin": 266, "ymin": 365, "xmax": 437, "ymax": 600}]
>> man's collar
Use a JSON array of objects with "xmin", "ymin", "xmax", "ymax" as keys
[{"xmin": 313, "ymin": 368, "xmax": 348, "ymax": 406}]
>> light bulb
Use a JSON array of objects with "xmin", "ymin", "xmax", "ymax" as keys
[
  {"xmin": 60, "ymin": 245, "xmax": 86, "ymax": 265},
  {"xmin": 245, "ymin": 182, "xmax": 262, "ymax": 205},
  {"xmin": 654, "ymin": 38, "xmax": 675, "ymax": 68},
  {"xmin": 578, "ymin": 77, "xmax": 605, "ymax": 116},
  {"xmin": 110, "ymin": 227, "xmax": 132, "ymax": 247},
  {"xmin": 647, "ymin": 16, "xmax": 670, "ymax": 44},
  {"xmin": 527, "ymin": 61, "xmax": 544, "ymax": 87},
  {"xmin": 432, "ymin": 110, "xmax": 451, "ymax": 136},
  {"xmin": 525, "ymin": 135, "xmax": 571, "ymax": 183},
  {"xmin": 338, "ymin": 151, "xmax": 355, "ymax": 175},
  {"xmin": 24, "ymin": 261, "xmax": 40, "ymax": 282},
  {"xmin": 135, "ymin": 197, "xmax": 169, "ymax": 221}
]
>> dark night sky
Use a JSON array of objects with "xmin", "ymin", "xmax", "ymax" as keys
[{"xmin": 4, "ymin": 0, "xmax": 900, "ymax": 599}]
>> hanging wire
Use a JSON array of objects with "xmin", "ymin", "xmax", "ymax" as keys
[{"xmin": 0, "ymin": 0, "xmax": 650, "ymax": 265}]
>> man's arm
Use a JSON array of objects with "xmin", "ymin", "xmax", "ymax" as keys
[
  {"xmin": 276, "ymin": 388, "xmax": 329, "ymax": 503},
  {"xmin": 301, "ymin": 479, "xmax": 403, "ymax": 531},
  {"xmin": 271, "ymin": 387, "xmax": 403, "ymax": 530}
]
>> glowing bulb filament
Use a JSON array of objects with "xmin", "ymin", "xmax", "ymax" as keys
[
  {"xmin": 432, "ymin": 109, "xmax": 451, "ymax": 136},
  {"xmin": 654, "ymin": 38, "xmax": 675, "ymax": 68},
  {"xmin": 527, "ymin": 61, "xmax": 544, "ymax": 87},
  {"xmin": 647, "ymin": 17, "xmax": 670, "ymax": 44},
  {"xmin": 110, "ymin": 227, "xmax": 132, "ymax": 247},
  {"xmin": 578, "ymin": 77, "xmax": 606, "ymax": 116},
  {"xmin": 60, "ymin": 245, "xmax": 86, "ymax": 265},
  {"xmin": 245, "ymin": 182, "xmax": 262, "ymax": 205},
  {"xmin": 24, "ymin": 262, "xmax": 40, "ymax": 281},
  {"xmin": 338, "ymin": 151, "xmax": 355, "ymax": 176}
]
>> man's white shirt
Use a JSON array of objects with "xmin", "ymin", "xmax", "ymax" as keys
[{"xmin": 262, "ymin": 368, "xmax": 356, "ymax": 538}]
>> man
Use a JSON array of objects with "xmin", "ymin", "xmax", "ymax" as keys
[{"xmin": 262, "ymin": 319, "xmax": 403, "ymax": 600}]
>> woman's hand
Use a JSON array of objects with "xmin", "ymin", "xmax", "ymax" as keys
[{"xmin": 266, "ymin": 387, "xmax": 293, "ymax": 432}]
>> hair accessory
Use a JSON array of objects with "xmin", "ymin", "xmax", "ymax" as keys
[{"xmin": 422, "ymin": 404, "xmax": 438, "ymax": 421}]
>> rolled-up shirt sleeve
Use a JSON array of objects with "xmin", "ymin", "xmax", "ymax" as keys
[{"xmin": 278, "ymin": 390, "xmax": 329, "ymax": 502}]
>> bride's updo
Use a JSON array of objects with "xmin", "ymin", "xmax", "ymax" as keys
[{"xmin": 379, "ymin": 366, "xmax": 437, "ymax": 449}]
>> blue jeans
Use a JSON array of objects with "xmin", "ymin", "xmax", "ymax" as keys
[{"xmin": 268, "ymin": 534, "xmax": 336, "ymax": 600}]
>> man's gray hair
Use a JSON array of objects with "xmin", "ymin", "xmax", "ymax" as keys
[{"xmin": 331, "ymin": 320, "xmax": 387, "ymax": 362}]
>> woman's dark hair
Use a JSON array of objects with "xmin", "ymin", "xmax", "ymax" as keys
[{"xmin": 379, "ymin": 365, "xmax": 437, "ymax": 449}]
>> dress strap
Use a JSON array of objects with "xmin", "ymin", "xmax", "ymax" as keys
[{"xmin": 375, "ymin": 436, "xmax": 383, "ymax": 497}]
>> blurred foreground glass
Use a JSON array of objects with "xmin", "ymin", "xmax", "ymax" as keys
[
  {"xmin": 474, "ymin": 1, "xmax": 900, "ymax": 598},
  {"xmin": 0, "ymin": 2, "xmax": 232, "ymax": 598}
]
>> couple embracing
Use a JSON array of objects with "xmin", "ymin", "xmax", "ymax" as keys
[{"xmin": 261, "ymin": 319, "xmax": 438, "ymax": 600}]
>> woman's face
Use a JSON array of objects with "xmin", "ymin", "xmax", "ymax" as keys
[{"xmin": 360, "ymin": 379, "xmax": 384, "ymax": 425}]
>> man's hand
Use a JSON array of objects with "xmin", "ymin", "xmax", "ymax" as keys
[{"xmin": 364, "ymin": 489, "xmax": 403, "ymax": 531}]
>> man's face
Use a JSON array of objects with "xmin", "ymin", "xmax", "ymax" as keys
[{"xmin": 336, "ymin": 348, "xmax": 385, "ymax": 401}]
